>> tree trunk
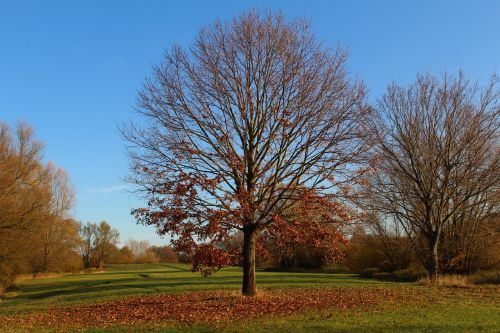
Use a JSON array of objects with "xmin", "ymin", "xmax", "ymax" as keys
[
  {"xmin": 42, "ymin": 240, "xmax": 50, "ymax": 272},
  {"xmin": 242, "ymin": 226, "xmax": 257, "ymax": 296},
  {"xmin": 428, "ymin": 235, "xmax": 440, "ymax": 280}
]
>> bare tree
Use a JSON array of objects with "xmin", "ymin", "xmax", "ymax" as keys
[
  {"xmin": 123, "ymin": 11, "xmax": 370, "ymax": 296},
  {"xmin": 363, "ymin": 73, "xmax": 500, "ymax": 278},
  {"xmin": 93, "ymin": 221, "xmax": 120, "ymax": 268},
  {"xmin": 36, "ymin": 164, "xmax": 75, "ymax": 273},
  {"xmin": 79, "ymin": 221, "xmax": 119, "ymax": 268},
  {"xmin": 125, "ymin": 239, "xmax": 151, "ymax": 258},
  {"xmin": 79, "ymin": 222, "xmax": 97, "ymax": 269}
]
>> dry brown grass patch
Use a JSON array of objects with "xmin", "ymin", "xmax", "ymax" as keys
[
  {"xmin": 14, "ymin": 273, "xmax": 65, "ymax": 283},
  {"xmin": 418, "ymin": 275, "xmax": 472, "ymax": 288}
]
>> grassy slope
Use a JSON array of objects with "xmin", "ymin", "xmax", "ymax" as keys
[{"xmin": 1, "ymin": 264, "xmax": 499, "ymax": 332}]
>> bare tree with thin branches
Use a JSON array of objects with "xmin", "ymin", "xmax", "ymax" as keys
[{"xmin": 362, "ymin": 73, "xmax": 500, "ymax": 278}]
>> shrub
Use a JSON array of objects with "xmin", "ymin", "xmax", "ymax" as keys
[
  {"xmin": 0, "ymin": 262, "xmax": 17, "ymax": 290},
  {"xmin": 383, "ymin": 268, "xmax": 427, "ymax": 282},
  {"xmin": 344, "ymin": 227, "xmax": 414, "ymax": 274},
  {"xmin": 418, "ymin": 275, "xmax": 471, "ymax": 288},
  {"xmin": 359, "ymin": 268, "xmax": 380, "ymax": 279},
  {"xmin": 263, "ymin": 264, "xmax": 351, "ymax": 274},
  {"xmin": 469, "ymin": 271, "xmax": 500, "ymax": 285},
  {"xmin": 360, "ymin": 267, "xmax": 427, "ymax": 282}
]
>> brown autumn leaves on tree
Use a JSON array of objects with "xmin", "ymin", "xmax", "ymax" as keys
[
  {"xmin": 362, "ymin": 74, "xmax": 500, "ymax": 278},
  {"xmin": 123, "ymin": 11, "xmax": 372, "ymax": 296},
  {"xmin": 0, "ymin": 123, "xmax": 79, "ymax": 287},
  {"xmin": 79, "ymin": 221, "xmax": 120, "ymax": 269}
]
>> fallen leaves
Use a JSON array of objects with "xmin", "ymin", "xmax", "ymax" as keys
[{"xmin": 0, "ymin": 287, "xmax": 408, "ymax": 329}]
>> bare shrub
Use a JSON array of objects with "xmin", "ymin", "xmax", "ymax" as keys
[{"xmin": 418, "ymin": 275, "xmax": 472, "ymax": 288}]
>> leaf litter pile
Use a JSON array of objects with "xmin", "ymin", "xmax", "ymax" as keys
[{"xmin": 1, "ymin": 287, "xmax": 413, "ymax": 329}]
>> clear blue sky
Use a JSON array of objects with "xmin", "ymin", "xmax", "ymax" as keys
[{"xmin": 1, "ymin": 0, "xmax": 499, "ymax": 245}]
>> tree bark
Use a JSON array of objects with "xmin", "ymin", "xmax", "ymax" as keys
[
  {"xmin": 242, "ymin": 226, "xmax": 257, "ymax": 296},
  {"xmin": 428, "ymin": 234, "xmax": 440, "ymax": 280}
]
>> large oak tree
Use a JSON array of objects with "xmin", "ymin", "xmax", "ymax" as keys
[{"xmin": 124, "ymin": 11, "xmax": 371, "ymax": 296}]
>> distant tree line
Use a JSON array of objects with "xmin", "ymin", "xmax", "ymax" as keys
[
  {"xmin": 343, "ymin": 216, "xmax": 499, "ymax": 278},
  {"xmin": 105, "ymin": 239, "xmax": 179, "ymax": 265},
  {"xmin": 77, "ymin": 222, "xmax": 180, "ymax": 268},
  {"xmin": 0, "ymin": 123, "xmax": 179, "ymax": 289}
]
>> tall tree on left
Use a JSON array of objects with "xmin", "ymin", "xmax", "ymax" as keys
[{"xmin": 0, "ymin": 122, "xmax": 75, "ymax": 287}]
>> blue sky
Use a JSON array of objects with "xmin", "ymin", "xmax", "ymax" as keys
[{"xmin": 1, "ymin": 0, "xmax": 499, "ymax": 245}]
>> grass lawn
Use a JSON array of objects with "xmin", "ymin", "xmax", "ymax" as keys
[{"xmin": 0, "ymin": 264, "xmax": 499, "ymax": 332}]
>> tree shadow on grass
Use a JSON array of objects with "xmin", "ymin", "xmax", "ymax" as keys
[
  {"xmin": 163, "ymin": 264, "xmax": 191, "ymax": 272},
  {"xmin": 3, "ymin": 270, "xmax": 394, "ymax": 315},
  {"xmin": 18, "ymin": 276, "xmax": 375, "ymax": 303}
]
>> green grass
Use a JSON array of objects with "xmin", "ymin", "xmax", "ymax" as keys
[
  {"xmin": 0, "ymin": 263, "xmax": 390, "ymax": 314},
  {"xmin": 79, "ymin": 302, "xmax": 500, "ymax": 333},
  {"xmin": 1, "ymin": 264, "xmax": 499, "ymax": 332}
]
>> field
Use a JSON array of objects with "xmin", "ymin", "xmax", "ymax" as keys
[{"xmin": 0, "ymin": 264, "xmax": 498, "ymax": 332}]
